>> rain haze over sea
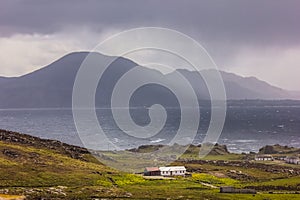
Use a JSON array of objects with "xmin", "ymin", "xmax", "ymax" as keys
[{"xmin": 0, "ymin": 105, "xmax": 299, "ymax": 153}]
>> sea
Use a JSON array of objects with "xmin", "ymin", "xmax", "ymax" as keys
[{"xmin": 0, "ymin": 105, "xmax": 299, "ymax": 153}]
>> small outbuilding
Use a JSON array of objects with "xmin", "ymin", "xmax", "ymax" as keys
[
  {"xmin": 220, "ymin": 186, "xmax": 256, "ymax": 194},
  {"xmin": 144, "ymin": 167, "xmax": 161, "ymax": 176},
  {"xmin": 255, "ymin": 154, "xmax": 274, "ymax": 161},
  {"xmin": 159, "ymin": 166, "xmax": 186, "ymax": 176},
  {"xmin": 274, "ymin": 155, "xmax": 287, "ymax": 160}
]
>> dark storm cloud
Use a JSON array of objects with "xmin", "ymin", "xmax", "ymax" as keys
[
  {"xmin": 1, "ymin": 0, "xmax": 300, "ymax": 90},
  {"xmin": 1, "ymin": 0, "xmax": 300, "ymax": 46}
]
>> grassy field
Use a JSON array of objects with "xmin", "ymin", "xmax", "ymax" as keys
[
  {"xmin": 0, "ymin": 131, "xmax": 300, "ymax": 199},
  {"xmin": 115, "ymin": 174, "xmax": 300, "ymax": 200}
]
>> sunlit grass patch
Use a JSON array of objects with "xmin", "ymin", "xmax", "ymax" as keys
[
  {"xmin": 112, "ymin": 174, "xmax": 146, "ymax": 186},
  {"xmin": 192, "ymin": 173, "xmax": 239, "ymax": 186}
]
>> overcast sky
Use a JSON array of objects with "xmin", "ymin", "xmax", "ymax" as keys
[{"xmin": 0, "ymin": 0, "xmax": 300, "ymax": 90}]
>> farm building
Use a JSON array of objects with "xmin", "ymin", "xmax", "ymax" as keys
[
  {"xmin": 144, "ymin": 167, "xmax": 161, "ymax": 176},
  {"xmin": 285, "ymin": 156, "xmax": 300, "ymax": 165},
  {"xmin": 159, "ymin": 166, "xmax": 186, "ymax": 176},
  {"xmin": 255, "ymin": 154, "xmax": 274, "ymax": 161},
  {"xmin": 274, "ymin": 155, "xmax": 287, "ymax": 160}
]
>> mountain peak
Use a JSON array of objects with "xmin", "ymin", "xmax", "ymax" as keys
[{"xmin": 0, "ymin": 52, "xmax": 299, "ymax": 108}]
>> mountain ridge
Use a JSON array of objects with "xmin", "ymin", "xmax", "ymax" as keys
[{"xmin": 0, "ymin": 51, "xmax": 299, "ymax": 109}]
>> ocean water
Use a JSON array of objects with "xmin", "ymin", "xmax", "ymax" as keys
[{"xmin": 0, "ymin": 106, "xmax": 299, "ymax": 153}]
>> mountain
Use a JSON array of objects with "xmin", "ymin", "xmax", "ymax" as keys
[
  {"xmin": 172, "ymin": 69, "xmax": 296, "ymax": 100},
  {"xmin": 0, "ymin": 52, "xmax": 299, "ymax": 109}
]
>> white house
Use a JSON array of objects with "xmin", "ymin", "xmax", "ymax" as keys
[
  {"xmin": 255, "ymin": 154, "xmax": 274, "ymax": 161},
  {"xmin": 285, "ymin": 156, "xmax": 300, "ymax": 165},
  {"xmin": 159, "ymin": 166, "xmax": 186, "ymax": 176}
]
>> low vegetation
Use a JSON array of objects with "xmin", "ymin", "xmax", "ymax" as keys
[{"xmin": 0, "ymin": 129, "xmax": 299, "ymax": 199}]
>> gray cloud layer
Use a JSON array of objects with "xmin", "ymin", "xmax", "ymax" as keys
[
  {"xmin": 0, "ymin": 0, "xmax": 300, "ymax": 90},
  {"xmin": 1, "ymin": 0, "xmax": 299, "ymax": 45}
]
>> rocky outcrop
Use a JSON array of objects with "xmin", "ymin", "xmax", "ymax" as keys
[
  {"xmin": 200, "ymin": 143, "xmax": 230, "ymax": 155},
  {"xmin": 180, "ymin": 159, "xmax": 300, "ymax": 176},
  {"xmin": 259, "ymin": 144, "xmax": 300, "ymax": 154},
  {"xmin": 128, "ymin": 143, "xmax": 230, "ymax": 155},
  {"xmin": 0, "ymin": 129, "xmax": 89, "ymax": 160},
  {"xmin": 2, "ymin": 149, "xmax": 20, "ymax": 158},
  {"xmin": 128, "ymin": 144, "xmax": 165, "ymax": 153},
  {"xmin": 245, "ymin": 185, "xmax": 300, "ymax": 191}
]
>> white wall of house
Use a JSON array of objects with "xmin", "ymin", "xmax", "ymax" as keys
[
  {"xmin": 255, "ymin": 155, "xmax": 273, "ymax": 161},
  {"xmin": 159, "ymin": 166, "xmax": 186, "ymax": 176},
  {"xmin": 286, "ymin": 158, "xmax": 300, "ymax": 164},
  {"xmin": 255, "ymin": 157, "xmax": 273, "ymax": 161}
]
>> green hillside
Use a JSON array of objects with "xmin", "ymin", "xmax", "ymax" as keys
[{"xmin": 0, "ymin": 130, "xmax": 299, "ymax": 200}]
